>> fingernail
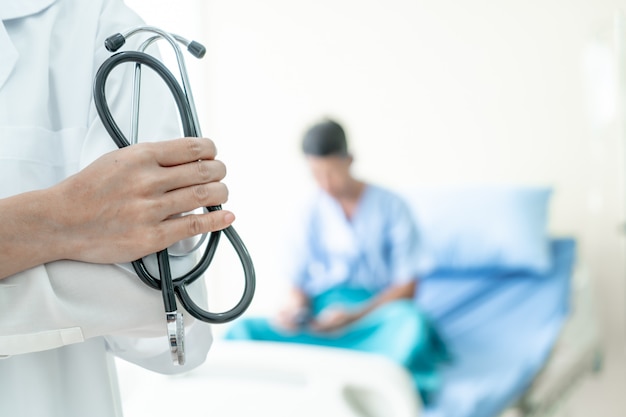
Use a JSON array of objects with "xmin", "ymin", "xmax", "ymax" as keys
[{"xmin": 224, "ymin": 212, "xmax": 235, "ymax": 223}]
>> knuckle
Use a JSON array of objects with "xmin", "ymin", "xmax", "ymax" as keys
[
  {"xmin": 196, "ymin": 160, "xmax": 214, "ymax": 182},
  {"xmin": 184, "ymin": 137, "xmax": 218, "ymax": 161},
  {"xmin": 133, "ymin": 142, "xmax": 157, "ymax": 161},
  {"xmin": 145, "ymin": 225, "xmax": 168, "ymax": 249},
  {"xmin": 185, "ymin": 138, "xmax": 204, "ymax": 160},
  {"xmin": 197, "ymin": 160, "xmax": 226, "ymax": 182},
  {"xmin": 192, "ymin": 183, "xmax": 211, "ymax": 204},
  {"xmin": 187, "ymin": 215, "xmax": 205, "ymax": 236},
  {"xmin": 192, "ymin": 183, "xmax": 229, "ymax": 205},
  {"xmin": 147, "ymin": 197, "xmax": 165, "ymax": 215}
]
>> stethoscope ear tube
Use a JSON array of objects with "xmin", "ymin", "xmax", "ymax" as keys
[
  {"xmin": 94, "ymin": 51, "xmax": 198, "ymax": 143},
  {"xmin": 93, "ymin": 50, "xmax": 256, "ymax": 325}
]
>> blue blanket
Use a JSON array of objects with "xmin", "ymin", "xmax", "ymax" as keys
[{"xmin": 417, "ymin": 239, "xmax": 575, "ymax": 417}]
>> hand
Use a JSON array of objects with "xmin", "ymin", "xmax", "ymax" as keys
[
  {"xmin": 274, "ymin": 307, "xmax": 307, "ymax": 331},
  {"xmin": 274, "ymin": 294, "xmax": 311, "ymax": 331},
  {"xmin": 310, "ymin": 306, "xmax": 358, "ymax": 333},
  {"xmin": 50, "ymin": 137, "xmax": 233, "ymax": 264}
]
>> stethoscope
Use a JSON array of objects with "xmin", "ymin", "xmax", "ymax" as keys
[{"xmin": 93, "ymin": 26, "xmax": 256, "ymax": 365}]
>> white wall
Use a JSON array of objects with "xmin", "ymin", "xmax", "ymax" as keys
[{"xmin": 125, "ymin": 0, "xmax": 626, "ymax": 347}]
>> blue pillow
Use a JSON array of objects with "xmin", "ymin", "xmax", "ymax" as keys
[{"xmin": 399, "ymin": 185, "xmax": 553, "ymax": 274}]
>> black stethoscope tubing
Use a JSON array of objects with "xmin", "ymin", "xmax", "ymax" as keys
[{"xmin": 93, "ymin": 50, "xmax": 255, "ymax": 323}]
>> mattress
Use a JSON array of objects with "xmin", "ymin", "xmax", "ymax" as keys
[{"xmin": 417, "ymin": 239, "xmax": 575, "ymax": 417}]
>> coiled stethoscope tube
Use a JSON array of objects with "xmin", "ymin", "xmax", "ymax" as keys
[{"xmin": 93, "ymin": 27, "xmax": 256, "ymax": 365}]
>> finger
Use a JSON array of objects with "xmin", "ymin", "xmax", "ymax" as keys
[
  {"xmin": 158, "ymin": 210, "xmax": 235, "ymax": 247},
  {"xmin": 157, "ymin": 159, "xmax": 227, "ymax": 193},
  {"xmin": 162, "ymin": 182, "xmax": 229, "ymax": 217},
  {"xmin": 153, "ymin": 137, "xmax": 218, "ymax": 167}
]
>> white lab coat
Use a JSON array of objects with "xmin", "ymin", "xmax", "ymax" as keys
[{"xmin": 0, "ymin": 1, "xmax": 212, "ymax": 416}]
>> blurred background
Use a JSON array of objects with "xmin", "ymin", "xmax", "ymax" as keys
[{"xmin": 123, "ymin": 1, "xmax": 625, "ymax": 415}]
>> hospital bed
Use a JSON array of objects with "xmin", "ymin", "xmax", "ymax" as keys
[{"xmin": 119, "ymin": 185, "xmax": 603, "ymax": 417}]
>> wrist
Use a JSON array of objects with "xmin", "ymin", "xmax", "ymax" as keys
[
  {"xmin": 43, "ymin": 180, "xmax": 84, "ymax": 261},
  {"xmin": 26, "ymin": 187, "xmax": 72, "ymax": 262},
  {"xmin": 0, "ymin": 188, "xmax": 68, "ymax": 278}
]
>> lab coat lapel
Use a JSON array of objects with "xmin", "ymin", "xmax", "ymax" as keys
[
  {"xmin": 0, "ymin": 0, "xmax": 56, "ymax": 20},
  {"xmin": 0, "ymin": 0, "xmax": 56, "ymax": 91}
]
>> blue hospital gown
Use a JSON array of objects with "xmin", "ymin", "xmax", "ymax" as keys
[{"xmin": 226, "ymin": 185, "xmax": 448, "ymax": 402}]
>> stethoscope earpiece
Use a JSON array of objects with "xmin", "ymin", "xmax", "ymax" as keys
[
  {"xmin": 104, "ymin": 33, "xmax": 126, "ymax": 52},
  {"xmin": 187, "ymin": 41, "xmax": 206, "ymax": 58}
]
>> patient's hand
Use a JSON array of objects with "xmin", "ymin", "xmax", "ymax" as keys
[
  {"xmin": 274, "ymin": 289, "xmax": 311, "ymax": 331},
  {"xmin": 275, "ymin": 305, "xmax": 311, "ymax": 331},
  {"xmin": 311, "ymin": 307, "xmax": 357, "ymax": 332}
]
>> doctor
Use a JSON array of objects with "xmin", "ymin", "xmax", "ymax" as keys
[{"xmin": 0, "ymin": 1, "xmax": 232, "ymax": 416}]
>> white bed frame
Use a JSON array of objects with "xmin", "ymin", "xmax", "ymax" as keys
[{"xmin": 118, "ymin": 267, "xmax": 602, "ymax": 417}]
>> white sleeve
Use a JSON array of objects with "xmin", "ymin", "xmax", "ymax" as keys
[{"xmin": 0, "ymin": 255, "xmax": 212, "ymax": 370}]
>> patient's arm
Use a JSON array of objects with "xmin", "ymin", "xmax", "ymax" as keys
[{"xmin": 312, "ymin": 279, "xmax": 417, "ymax": 332}]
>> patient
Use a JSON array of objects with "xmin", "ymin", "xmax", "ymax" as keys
[{"xmin": 225, "ymin": 119, "xmax": 448, "ymax": 402}]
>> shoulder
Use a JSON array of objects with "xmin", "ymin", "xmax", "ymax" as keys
[
  {"xmin": 295, "ymin": 190, "xmax": 325, "ymax": 226},
  {"xmin": 366, "ymin": 184, "xmax": 413, "ymax": 213}
]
